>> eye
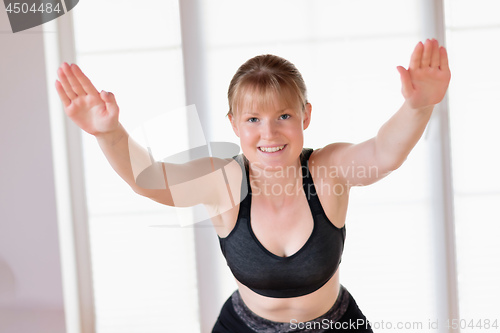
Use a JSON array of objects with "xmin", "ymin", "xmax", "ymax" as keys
[
  {"xmin": 247, "ymin": 117, "xmax": 259, "ymax": 123},
  {"xmin": 279, "ymin": 114, "xmax": 291, "ymax": 120}
]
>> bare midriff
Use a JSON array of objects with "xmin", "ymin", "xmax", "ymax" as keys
[{"xmin": 235, "ymin": 269, "xmax": 341, "ymax": 323}]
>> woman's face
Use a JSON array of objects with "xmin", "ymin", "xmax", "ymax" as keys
[{"xmin": 229, "ymin": 92, "xmax": 311, "ymax": 171}]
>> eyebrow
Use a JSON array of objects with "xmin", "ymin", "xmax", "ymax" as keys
[{"xmin": 242, "ymin": 108, "xmax": 290, "ymax": 116}]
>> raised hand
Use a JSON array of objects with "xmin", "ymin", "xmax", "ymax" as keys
[
  {"xmin": 55, "ymin": 63, "xmax": 119, "ymax": 136},
  {"xmin": 397, "ymin": 39, "xmax": 451, "ymax": 109}
]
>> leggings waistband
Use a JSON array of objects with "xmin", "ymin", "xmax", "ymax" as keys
[{"xmin": 231, "ymin": 285, "xmax": 350, "ymax": 333}]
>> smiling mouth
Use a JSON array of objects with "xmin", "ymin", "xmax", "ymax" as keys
[{"xmin": 258, "ymin": 145, "xmax": 286, "ymax": 153}]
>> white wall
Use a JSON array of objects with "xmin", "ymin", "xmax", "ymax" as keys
[{"xmin": 0, "ymin": 9, "xmax": 66, "ymax": 333}]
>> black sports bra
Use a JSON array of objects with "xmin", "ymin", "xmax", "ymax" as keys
[{"xmin": 218, "ymin": 148, "xmax": 346, "ymax": 298}]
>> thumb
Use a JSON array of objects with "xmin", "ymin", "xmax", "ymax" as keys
[
  {"xmin": 397, "ymin": 66, "xmax": 413, "ymax": 99},
  {"xmin": 100, "ymin": 90, "xmax": 119, "ymax": 116}
]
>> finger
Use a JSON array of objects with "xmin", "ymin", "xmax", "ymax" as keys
[
  {"xmin": 409, "ymin": 42, "xmax": 423, "ymax": 70},
  {"xmin": 61, "ymin": 62, "xmax": 86, "ymax": 96},
  {"xmin": 55, "ymin": 80, "xmax": 71, "ymax": 107},
  {"xmin": 57, "ymin": 66, "xmax": 77, "ymax": 100},
  {"xmin": 439, "ymin": 46, "xmax": 449, "ymax": 71},
  {"xmin": 430, "ymin": 39, "xmax": 440, "ymax": 68},
  {"xmin": 100, "ymin": 91, "xmax": 119, "ymax": 117},
  {"xmin": 421, "ymin": 39, "xmax": 433, "ymax": 67},
  {"xmin": 397, "ymin": 66, "xmax": 413, "ymax": 99},
  {"xmin": 71, "ymin": 64, "xmax": 99, "ymax": 96}
]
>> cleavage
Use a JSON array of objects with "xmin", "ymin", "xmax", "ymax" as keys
[{"xmin": 250, "ymin": 193, "xmax": 314, "ymax": 258}]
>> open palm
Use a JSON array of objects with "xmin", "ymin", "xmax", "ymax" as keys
[
  {"xmin": 397, "ymin": 39, "xmax": 451, "ymax": 109},
  {"xmin": 55, "ymin": 63, "xmax": 119, "ymax": 136}
]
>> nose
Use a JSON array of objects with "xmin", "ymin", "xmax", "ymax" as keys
[{"xmin": 261, "ymin": 120, "xmax": 277, "ymax": 140}]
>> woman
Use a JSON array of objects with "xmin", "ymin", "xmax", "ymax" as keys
[{"xmin": 56, "ymin": 39, "xmax": 450, "ymax": 332}]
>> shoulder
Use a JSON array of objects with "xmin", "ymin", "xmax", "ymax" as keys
[
  {"xmin": 308, "ymin": 143, "xmax": 354, "ymax": 168},
  {"xmin": 307, "ymin": 146, "xmax": 351, "ymax": 228}
]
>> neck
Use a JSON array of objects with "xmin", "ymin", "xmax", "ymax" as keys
[{"xmin": 248, "ymin": 159, "xmax": 305, "ymax": 204}]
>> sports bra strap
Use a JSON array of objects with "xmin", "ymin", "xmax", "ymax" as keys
[
  {"xmin": 234, "ymin": 154, "xmax": 251, "ymax": 220},
  {"xmin": 300, "ymin": 148, "xmax": 327, "ymax": 218}
]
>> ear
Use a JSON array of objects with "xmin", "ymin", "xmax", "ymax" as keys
[
  {"xmin": 228, "ymin": 113, "xmax": 240, "ymax": 137},
  {"xmin": 302, "ymin": 103, "xmax": 312, "ymax": 130}
]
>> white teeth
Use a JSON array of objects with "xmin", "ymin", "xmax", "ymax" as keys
[{"xmin": 259, "ymin": 145, "xmax": 285, "ymax": 153}]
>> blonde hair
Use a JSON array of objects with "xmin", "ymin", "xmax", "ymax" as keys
[{"xmin": 227, "ymin": 54, "xmax": 308, "ymax": 117}]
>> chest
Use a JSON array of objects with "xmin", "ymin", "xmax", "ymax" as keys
[{"xmin": 250, "ymin": 192, "xmax": 314, "ymax": 258}]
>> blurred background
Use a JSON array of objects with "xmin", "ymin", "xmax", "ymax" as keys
[{"xmin": 1, "ymin": 0, "xmax": 499, "ymax": 332}]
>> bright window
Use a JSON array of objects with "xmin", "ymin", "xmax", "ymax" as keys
[
  {"xmin": 72, "ymin": 0, "xmax": 200, "ymax": 332},
  {"xmin": 445, "ymin": 0, "xmax": 500, "ymax": 322}
]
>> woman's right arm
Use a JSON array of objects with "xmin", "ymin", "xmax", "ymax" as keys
[
  {"xmin": 55, "ymin": 63, "xmax": 177, "ymax": 205},
  {"xmin": 55, "ymin": 63, "xmax": 235, "ymax": 208},
  {"xmin": 96, "ymin": 122, "xmax": 176, "ymax": 206}
]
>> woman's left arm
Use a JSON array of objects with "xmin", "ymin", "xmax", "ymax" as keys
[
  {"xmin": 375, "ymin": 39, "xmax": 451, "ymax": 170},
  {"xmin": 322, "ymin": 39, "xmax": 451, "ymax": 186}
]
